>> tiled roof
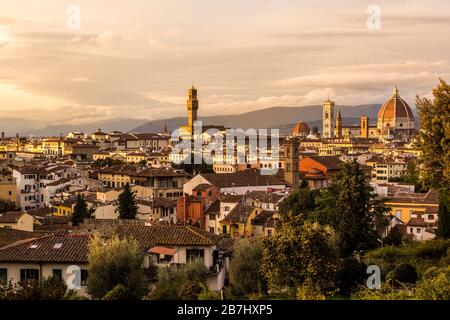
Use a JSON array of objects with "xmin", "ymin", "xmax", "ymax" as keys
[
  {"xmin": 114, "ymin": 225, "xmax": 217, "ymax": 247},
  {"xmin": 220, "ymin": 194, "xmax": 244, "ymax": 203},
  {"xmin": 204, "ymin": 199, "xmax": 221, "ymax": 215},
  {"xmin": 258, "ymin": 192, "xmax": 285, "ymax": 203},
  {"xmin": 0, "ymin": 211, "xmax": 25, "ymax": 223},
  {"xmin": 0, "ymin": 228, "xmax": 39, "ymax": 247},
  {"xmin": 138, "ymin": 197, "xmax": 176, "ymax": 209},
  {"xmin": 200, "ymin": 169, "xmax": 285, "ymax": 189},
  {"xmin": 217, "ymin": 237, "xmax": 238, "ymax": 253},
  {"xmin": 149, "ymin": 246, "xmax": 177, "ymax": 256},
  {"xmin": 244, "ymin": 191, "xmax": 266, "ymax": 200},
  {"xmin": 385, "ymin": 189, "xmax": 440, "ymax": 205},
  {"xmin": 192, "ymin": 183, "xmax": 213, "ymax": 191},
  {"xmin": 305, "ymin": 156, "xmax": 344, "ymax": 170},
  {"xmin": 252, "ymin": 210, "xmax": 277, "ymax": 226},
  {"xmin": 0, "ymin": 234, "xmax": 90, "ymax": 263},
  {"xmin": 407, "ymin": 217, "xmax": 427, "ymax": 227},
  {"xmin": 26, "ymin": 207, "xmax": 53, "ymax": 217},
  {"xmin": 99, "ymin": 165, "xmax": 189, "ymax": 178},
  {"xmin": 221, "ymin": 204, "xmax": 255, "ymax": 224}
]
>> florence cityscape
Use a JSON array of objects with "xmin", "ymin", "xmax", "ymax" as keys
[{"xmin": 0, "ymin": 0, "xmax": 449, "ymax": 311}]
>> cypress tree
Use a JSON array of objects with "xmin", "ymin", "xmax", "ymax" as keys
[
  {"xmin": 71, "ymin": 194, "xmax": 88, "ymax": 226},
  {"xmin": 117, "ymin": 183, "xmax": 138, "ymax": 219}
]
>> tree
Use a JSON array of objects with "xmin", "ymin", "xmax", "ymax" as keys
[
  {"xmin": 383, "ymin": 225, "xmax": 404, "ymax": 246},
  {"xmin": 87, "ymin": 234, "xmax": 147, "ymax": 300},
  {"xmin": 389, "ymin": 160, "xmax": 424, "ymax": 192},
  {"xmin": 416, "ymin": 79, "xmax": 450, "ymax": 189},
  {"xmin": 335, "ymin": 257, "xmax": 367, "ymax": 296},
  {"xmin": 261, "ymin": 221, "xmax": 338, "ymax": 297},
  {"xmin": 117, "ymin": 182, "xmax": 138, "ymax": 219},
  {"xmin": 278, "ymin": 184, "xmax": 317, "ymax": 222},
  {"xmin": 101, "ymin": 284, "xmax": 129, "ymax": 300},
  {"xmin": 229, "ymin": 239, "xmax": 264, "ymax": 296},
  {"xmin": 0, "ymin": 277, "xmax": 68, "ymax": 300},
  {"xmin": 150, "ymin": 259, "xmax": 208, "ymax": 300},
  {"xmin": 313, "ymin": 160, "xmax": 388, "ymax": 257},
  {"xmin": 436, "ymin": 189, "xmax": 450, "ymax": 239},
  {"xmin": 71, "ymin": 194, "xmax": 89, "ymax": 226},
  {"xmin": 0, "ymin": 199, "xmax": 19, "ymax": 213}
]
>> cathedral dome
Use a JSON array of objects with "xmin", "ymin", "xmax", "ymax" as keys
[
  {"xmin": 292, "ymin": 122, "xmax": 310, "ymax": 136},
  {"xmin": 377, "ymin": 85, "xmax": 414, "ymax": 131}
]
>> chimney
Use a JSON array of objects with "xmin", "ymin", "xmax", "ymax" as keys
[{"xmin": 1, "ymin": 132, "xmax": 4, "ymax": 139}]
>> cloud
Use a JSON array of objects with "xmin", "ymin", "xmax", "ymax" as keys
[
  {"xmin": 146, "ymin": 37, "xmax": 164, "ymax": 48},
  {"xmin": 91, "ymin": 30, "xmax": 121, "ymax": 48},
  {"xmin": 0, "ymin": 16, "xmax": 18, "ymax": 25},
  {"xmin": 67, "ymin": 77, "xmax": 91, "ymax": 83}
]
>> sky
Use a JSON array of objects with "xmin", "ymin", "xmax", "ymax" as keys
[{"xmin": 0, "ymin": 0, "xmax": 449, "ymax": 124}]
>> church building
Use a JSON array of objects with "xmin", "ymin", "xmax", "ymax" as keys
[{"xmin": 321, "ymin": 85, "xmax": 415, "ymax": 141}]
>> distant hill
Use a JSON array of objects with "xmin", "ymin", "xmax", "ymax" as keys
[
  {"xmin": 132, "ymin": 104, "xmax": 387, "ymax": 133},
  {"xmin": 0, "ymin": 104, "xmax": 419, "ymax": 137},
  {"xmin": 19, "ymin": 118, "xmax": 149, "ymax": 137}
]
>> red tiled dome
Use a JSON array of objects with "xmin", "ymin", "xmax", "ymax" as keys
[
  {"xmin": 378, "ymin": 85, "xmax": 414, "ymax": 124},
  {"xmin": 292, "ymin": 122, "xmax": 310, "ymax": 135}
]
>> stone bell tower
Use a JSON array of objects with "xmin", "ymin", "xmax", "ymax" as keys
[
  {"xmin": 323, "ymin": 99, "xmax": 335, "ymax": 139},
  {"xmin": 282, "ymin": 138, "xmax": 300, "ymax": 190},
  {"xmin": 187, "ymin": 85, "xmax": 199, "ymax": 134}
]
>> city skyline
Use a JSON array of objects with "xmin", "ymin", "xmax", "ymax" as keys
[{"xmin": 0, "ymin": 0, "xmax": 450, "ymax": 125}]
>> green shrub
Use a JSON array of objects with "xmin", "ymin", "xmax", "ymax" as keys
[
  {"xmin": 390, "ymin": 263, "xmax": 418, "ymax": 285},
  {"xmin": 416, "ymin": 266, "xmax": 450, "ymax": 300},
  {"xmin": 102, "ymin": 284, "xmax": 130, "ymax": 300}
]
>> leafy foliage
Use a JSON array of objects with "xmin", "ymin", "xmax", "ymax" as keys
[
  {"xmin": 0, "ymin": 277, "xmax": 68, "ymax": 300},
  {"xmin": 229, "ymin": 239, "xmax": 264, "ymax": 296},
  {"xmin": 389, "ymin": 263, "xmax": 418, "ymax": 285},
  {"xmin": 149, "ymin": 259, "xmax": 208, "ymax": 300},
  {"xmin": 102, "ymin": 284, "xmax": 133, "ymax": 300},
  {"xmin": 313, "ymin": 159, "xmax": 388, "ymax": 257},
  {"xmin": 278, "ymin": 185, "xmax": 317, "ymax": 222},
  {"xmin": 415, "ymin": 266, "xmax": 450, "ymax": 300},
  {"xmin": 388, "ymin": 160, "xmax": 425, "ymax": 192},
  {"xmin": 93, "ymin": 157, "xmax": 123, "ymax": 168},
  {"xmin": 0, "ymin": 199, "xmax": 19, "ymax": 213},
  {"xmin": 261, "ymin": 221, "xmax": 338, "ymax": 297},
  {"xmin": 87, "ymin": 234, "xmax": 147, "ymax": 300},
  {"xmin": 416, "ymin": 78, "xmax": 450, "ymax": 189},
  {"xmin": 335, "ymin": 257, "xmax": 367, "ymax": 296},
  {"xmin": 436, "ymin": 189, "xmax": 450, "ymax": 239}
]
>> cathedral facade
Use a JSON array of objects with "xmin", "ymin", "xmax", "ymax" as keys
[{"xmin": 322, "ymin": 85, "xmax": 415, "ymax": 140}]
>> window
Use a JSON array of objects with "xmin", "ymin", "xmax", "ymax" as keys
[
  {"xmin": 267, "ymin": 230, "xmax": 273, "ymax": 237},
  {"xmin": 0, "ymin": 268, "xmax": 7, "ymax": 286},
  {"xmin": 417, "ymin": 228, "xmax": 421, "ymax": 233},
  {"xmin": 52, "ymin": 269, "xmax": 62, "ymax": 280},
  {"xmin": 20, "ymin": 269, "xmax": 39, "ymax": 284},
  {"xmin": 80, "ymin": 270, "xmax": 88, "ymax": 286},
  {"xmin": 428, "ymin": 215, "xmax": 434, "ymax": 220},
  {"xmin": 222, "ymin": 225, "xmax": 227, "ymax": 234},
  {"xmin": 209, "ymin": 227, "xmax": 215, "ymax": 234},
  {"xmin": 186, "ymin": 249, "xmax": 204, "ymax": 262},
  {"xmin": 209, "ymin": 214, "xmax": 216, "ymax": 221}
]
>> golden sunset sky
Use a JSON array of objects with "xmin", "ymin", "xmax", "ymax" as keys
[{"xmin": 0, "ymin": 0, "xmax": 449, "ymax": 124}]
